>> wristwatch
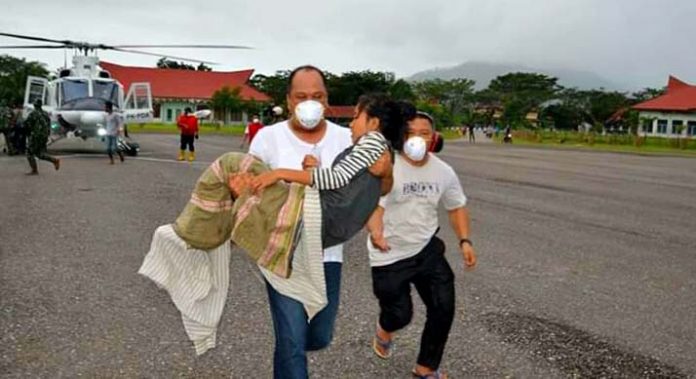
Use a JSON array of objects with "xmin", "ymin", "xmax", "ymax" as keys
[{"xmin": 459, "ymin": 238, "xmax": 473, "ymax": 247}]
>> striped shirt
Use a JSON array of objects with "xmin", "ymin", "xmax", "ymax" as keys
[{"xmin": 311, "ymin": 131, "xmax": 388, "ymax": 190}]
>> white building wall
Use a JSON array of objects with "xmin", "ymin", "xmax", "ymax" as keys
[{"xmin": 638, "ymin": 111, "xmax": 696, "ymax": 139}]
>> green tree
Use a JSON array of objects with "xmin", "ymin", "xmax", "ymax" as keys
[
  {"xmin": 389, "ymin": 79, "xmax": 416, "ymax": 101},
  {"xmin": 584, "ymin": 90, "xmax": 629, "ymax": 126},
  {"xmin": 473, "ymin": 88, "xmax": 501, "ymax": 106},
  {"xmin": 156, "ymin": 58, "xmax": 196, "ymax": 70},
  {"xmin": 631, "ymin": 87, "xmax": 666, "ymax": 103},
  {"xmin": 196, "ymin": 63, "xmax": 212, "ymax": 72},
  {"xmin": 415, "ymin": 100, "xmax": 456, "ymax": 130},
  {"xmin": 241, "ymin": 98, "xmax": 269, "ymax": 118},
  {"xmin": 249, "ymin": 70, "xmax": 290, "ymax": 107},
  {"xmin": 327, "ymin": 71, "xmax": 395, "ymax": 105},
  {"xmin": 540, "ymin": 103, "xmax": 584, "ymax": 130},
  {"xmin": 488, "ymin": 72, "xmax": 560, "ymax": 127},
  {"xmin": 211, "ymin": 86, "xmax": 244, "ymax": 124},
  {"xmin": 412, "ymin": 78, "xmax": 475, "ymax": 117},
  {"xmin": 0, "ymin": 55, "xmax": 49, "ymax": 107}
]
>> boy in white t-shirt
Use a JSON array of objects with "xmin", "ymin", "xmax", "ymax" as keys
[{"xmin": 366, "ymin": 112, "xmax": 477, "ymax": 379}]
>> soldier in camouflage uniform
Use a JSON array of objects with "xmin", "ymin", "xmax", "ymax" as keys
[
  {"xmin": 0, "ymin": 104, "xmax": 14, "ymax": 155},
  {"xmin": 25, "ymin": 99, "xmax": 60, "ymax": 175}
]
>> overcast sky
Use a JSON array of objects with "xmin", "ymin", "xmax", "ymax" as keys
[{"xmin": 3, "ymin": 0, "xmax": 696, "ymax": 89}]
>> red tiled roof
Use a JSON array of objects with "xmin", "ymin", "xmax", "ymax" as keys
[
  {"xmin": 326, "ymin": 105, "xmax": 355, "ymax": 119},
  {"xmin": 633, "ymin": 76, "xmax": 696, "ymax": 112},
  {"xmin": 100, "ymin": 61, "xmax": 270, "ymax": 102}
]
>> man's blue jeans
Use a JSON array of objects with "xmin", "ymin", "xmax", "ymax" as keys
[{"xmin": 265, "ymin": 262, "xmax": 342, "ymax": 379}]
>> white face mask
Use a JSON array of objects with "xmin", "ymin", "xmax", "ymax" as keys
[
  {"xmin": 252, "ymin": 118, "xmax": 259, "ymax": 123},
  {"xmin": 294, "ymin": 100, "xmax": 325, "ymax": 130},
  {"xmin": 403, "ymin": 136, "xmax": 427, "ymax": 162}
]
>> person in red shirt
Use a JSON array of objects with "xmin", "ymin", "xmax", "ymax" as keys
[
  {"xmin": 240, "ymin": 114, "xmax": 264, "ymax": 150},
  {"xmin": 177, "ymin": 107, "xmax": 199, "ymax": 162}
]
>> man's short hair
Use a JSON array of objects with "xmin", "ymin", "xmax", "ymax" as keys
[
  {"xmin": 184, "ymin": 107, "xmax": 192, "ymax": 114},
  {"xmin": 414, "ymin": 111, "xmax": 435, "ymax": 129},
  {"xmin": 286, "ymin": 65, "xmax": 327, "ymax": 94}
]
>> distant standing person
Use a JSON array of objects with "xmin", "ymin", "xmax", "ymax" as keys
[
  {"xmin": 12, "ymin": 108, "xmax": 27, "ymax": 155},
  {"xmin": 0, "ymin": 104, "xmax": 13, "ymax": 155},
  {"xmin": 177, "ymin": 107, "xmax": 199, "ymax": 162},
  {"xmin": 467, "ymin": 124, "xmax": 475, "ymax": 143},
  {"xmin": 240, "ymin": 114, "xmax": 264, "ymax": 149},
  {"xmin": 104, "ymin": 101, "xmax": 125, "ymax": 165},
  {"xmin": 503, "ymin": 125, "xmax": 512, "ymax": 144},
  {"xmin": 25, "ymin": 99, "xmax": 60, "ymax": 175}
]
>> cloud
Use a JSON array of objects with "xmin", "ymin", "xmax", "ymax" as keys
[{"xmin": 2, "ymin": 0, "xmax": 696, "ymax": 88}]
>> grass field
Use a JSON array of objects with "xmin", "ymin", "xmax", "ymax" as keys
[
  {"xmin": 496, "ymin": 130, "xmax": 696, "ymax": 157},
  {"xmin": 128, "ymin": 123, "xmax": 246, "ymax": 136},
  {"xmin": 128, "ymin": 123, "xmax": 467, "ymax": 140}
]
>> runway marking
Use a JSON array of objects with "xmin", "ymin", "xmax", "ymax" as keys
[{"xmin": 131, "ymin": 156, "xmax": 212, "ymax": 166}]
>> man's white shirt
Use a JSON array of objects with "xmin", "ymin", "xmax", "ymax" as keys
[{"xmin": 249, "ymin": 120, "xmax": 352, "ymax": 262}]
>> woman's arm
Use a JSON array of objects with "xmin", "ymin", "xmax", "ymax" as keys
[
  {"xmin": 312, "ymin": 133, "xmax": 386, "ymax": 190},
  {"xmin": 251, "ymin": 133, "xmax": 387, "ymax": 192}
]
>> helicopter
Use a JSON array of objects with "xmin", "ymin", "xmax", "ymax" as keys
[{"xmin": 0, "ymin": 32, "xmax": 249, "ymax": 153}]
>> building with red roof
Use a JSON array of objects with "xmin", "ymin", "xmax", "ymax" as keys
[
  {"xmin": 325, "ymin": 105, "xmax": 355, "ymax": 125},
  {"xmin": 100, "ymin": 61, "xmax": 270, "ymax": 123},
  {"xmin": 633, "ymin": 76, "xmax": 696, "ymax": 138}
]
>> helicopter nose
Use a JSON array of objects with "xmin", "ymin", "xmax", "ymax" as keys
[{"xmin": 81, "ymin": 111, "xmax": 105, "ymax": 126}]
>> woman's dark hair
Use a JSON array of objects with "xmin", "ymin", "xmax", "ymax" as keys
[{"xmin": 356, "ymin": 94, "xmax": 416, "ymax": 151}]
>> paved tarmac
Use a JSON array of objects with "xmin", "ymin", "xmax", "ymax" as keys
[{"xmin": 1, "ymin": 133, "xmax": 695, "ymax": 378}]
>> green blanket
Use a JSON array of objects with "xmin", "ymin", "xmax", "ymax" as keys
[{"xmin": 173, "ymin": 153, "xmax": 305, "ymax": 278}]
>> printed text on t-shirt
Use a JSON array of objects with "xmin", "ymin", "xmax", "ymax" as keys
[{"xmin": 402, "ymin": 182, "xmax": 441, "ymax": 197}]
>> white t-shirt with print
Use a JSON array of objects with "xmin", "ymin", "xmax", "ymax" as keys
[
  {"xmin": 249, "ymin": 120, "xmax": 353, "ymax": 262},
  {"xmin": 368, "ymin": 153, "xmax": 467, "ymax": 267}
]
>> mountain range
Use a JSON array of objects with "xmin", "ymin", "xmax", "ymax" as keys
[{"xmin": 408, "ymin": 61, "xmax": 623, "ymax": 91}]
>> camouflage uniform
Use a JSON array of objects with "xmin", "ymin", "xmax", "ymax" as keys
[
  {"xmin": 25, "ymin": 101, "xmax": 59, "ymax": 174},
  {"xmin": 0, "ymin": 105, "xmax": 14, "ymax": 155}
]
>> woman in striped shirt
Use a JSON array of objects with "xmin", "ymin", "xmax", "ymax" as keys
[
  {"xmin": 249, "ymin": 94, "xmax": 416, "ymax": 247},
  {"xmin": 251, "ymin": 94, "xmax": 413, "ymax": 192},
  {"xmin": 172, "ymin": 94, "xmax": 416, "ymax": 274}
]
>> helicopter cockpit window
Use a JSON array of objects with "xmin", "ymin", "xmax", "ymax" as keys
[
  {"xmin": 60, "ymin": 79, "xmax": 89, "ymax": 105},
  {"xmin": 27, "ymin": 81, "xmax": 45, "ymax": 105},
  {"xmin": 93, "ymin": 81, "xmax": 119, "ymax": 106}
]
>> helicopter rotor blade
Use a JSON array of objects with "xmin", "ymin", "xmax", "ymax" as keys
[
  {"xmin": 0, "ymin": 32, "xmax": 71, "ymax": 45},
  {"xmin": 0, "ymin": 32, "xmax": 250, "ymax": 63},
  {"xmin": 110, "ymin": 47, "xmax": 219, "ymax": 65},
  {"xmin": 113, "ymin": 44, "xmax": 252, "ymax": 50},
  {"xmin": 0, "ymin": 45, "xmax": 67, "ymax": 49}
]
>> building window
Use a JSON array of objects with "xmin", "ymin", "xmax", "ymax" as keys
[
  {"xmin": 166, "ymin": 108, "xmax": 172, "ymax": 122},
  {"xmin": 657, "ymin": 119, "xmax": 668, "ymax": 134},
  {"xmin": 672, "ymin": 120, "xmax": 683, "ymax": 135},
  {"xmin": 642, "ymin": 119, "xmax": 653, "ymax": 133},
  {"xmin": 688, "ymin": 121, "xmax": 696, "ymax": 136}
]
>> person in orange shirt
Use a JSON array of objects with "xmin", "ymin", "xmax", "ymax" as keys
[{"xmin": 177, "ymin": 107, "xmax": 199, "ymax": 161}]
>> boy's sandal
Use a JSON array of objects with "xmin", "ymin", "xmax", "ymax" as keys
[
  {"xmin": 411, "ymin": 369, "xmax": 447, "ymax": 379},
  {"xmin": 372, "ymin": 333, "xmax": 394, "ymax": 359}
]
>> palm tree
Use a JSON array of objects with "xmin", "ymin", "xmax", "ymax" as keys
[{"xmin": 211, "ymin": 86, "xmax": 243, "ymax": 124}]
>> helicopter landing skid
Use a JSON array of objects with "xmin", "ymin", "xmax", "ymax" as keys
[{"xmin": 46, "ymin": 135, "xmax": 64, "ymax": 147}]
